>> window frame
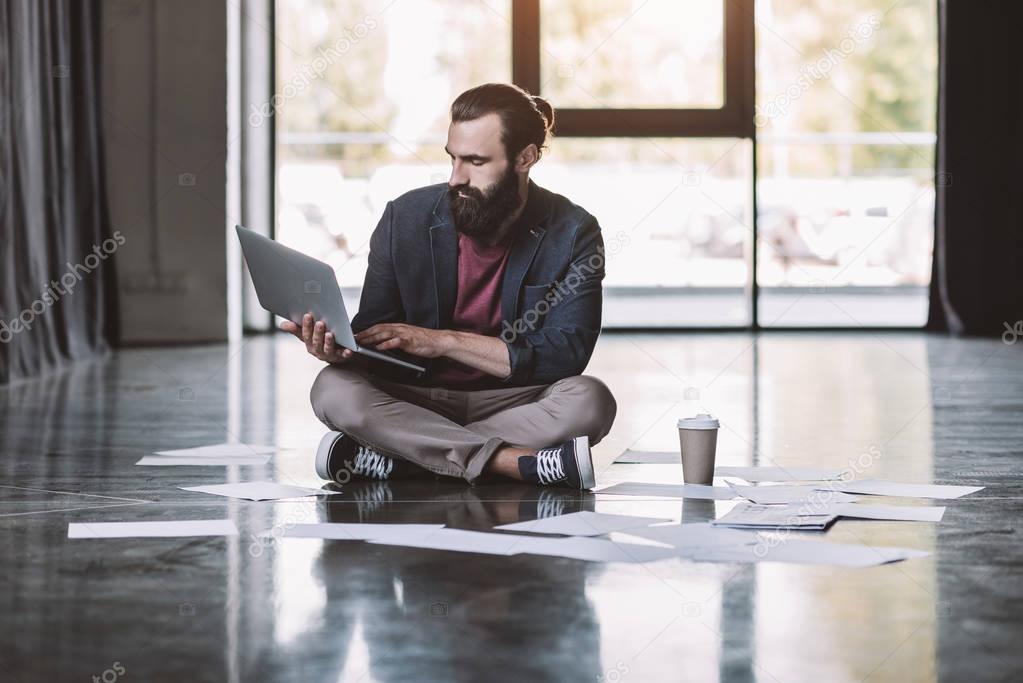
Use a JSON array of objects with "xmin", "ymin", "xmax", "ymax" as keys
[{"xmin": 511, "ymin": 0, "xmax": 755, "ymax": 138}]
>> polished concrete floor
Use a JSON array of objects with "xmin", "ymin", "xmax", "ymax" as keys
[{"xmin": 1, "ymin": 331, "xmax": 1021, "ymax": 682}]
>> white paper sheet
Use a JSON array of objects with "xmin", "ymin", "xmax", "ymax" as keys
[
  {"xmin": 136, "ymin": 455, "xmax": 270, "ymax": 466},
  {"xmin": 494, "ymin": 511, "xmax": 671, "ymax": 536},
  {"xmin": 689, "ymin": 539, "xmax": 930, "ymax": 567},
  {"xmin": 180, "ymin": 481, "xmax": 342, "ymax": 501},
  {"xmin": 368, "ymin": 528, "xmax": 529, "ymax": 556},
  {"xmin": 711, "ymin": 503, "xmax": 836, "ymax": 530},
  {"xmin": 513, "ymin": 535, "xmax": 678, "ymax": 563},
  {"xmin": 715, "ymin": 466, "xmax": 844, "ymax": 482},
  {"xmin": 729, "ymin": 484, "xmax": 858, "ymax": 505},
  {"xmin": 369, "ymin": 529, "xmax": 676, "ymax": 563},
  {"xmin": 68, "ymin": 519, "xmax": 239, "ymax": 539},
  {"xmin": 260, "ymin": 523, "xmax": 444, "ymax": 541},
  {"xmin": 620, "ymin": 522, "xmax": 761, "ymax": 549},
  {"xmin": 820, "ymin": 479, "xmax": 984, "ymax": 499},
  {"xmin": 155, "ymin": 443, "xmax": 280, "ymax": 457},
  {"xmin": 827, "ymin": 502, "xmax": 946, "ymax": 522},
  {"xmin": 595, "ymin": 482, "xmax": 737, "ymax": 500},
  {"xmin": 613, "ymin": 450, "xmax": 678, "ymax": 464}
]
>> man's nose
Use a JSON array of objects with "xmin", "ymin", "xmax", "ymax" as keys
[{"xmin": 448, "ymin": 162, "xmax": 469, "ymax": 188}]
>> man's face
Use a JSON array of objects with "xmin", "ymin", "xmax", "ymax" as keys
[{"xmin": 445, "ymin": 113, "xmax": 523, "ymax": 240}]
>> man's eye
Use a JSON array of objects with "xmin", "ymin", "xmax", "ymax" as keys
[{"xmin": 471, "ymin": 160, "xmax": 484, "ymax": 166}]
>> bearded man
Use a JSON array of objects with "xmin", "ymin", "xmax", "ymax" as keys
[{"xmin": 282, "ymin": 83, "xmax": 616, "ymax": 490}]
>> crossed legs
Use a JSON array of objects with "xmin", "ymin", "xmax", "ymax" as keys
[{"xmin": 309, "ymin": 365, "xmax": 617, "ymax": 484}]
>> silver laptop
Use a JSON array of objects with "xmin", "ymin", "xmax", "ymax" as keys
[{"xmin": 236, "ymin": 225, "xmax": 426, "ymax": 373}]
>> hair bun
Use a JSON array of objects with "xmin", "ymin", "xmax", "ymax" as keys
[{"xmin": 531, "ymin": 95, "xmax": 555, "ymax": 130}]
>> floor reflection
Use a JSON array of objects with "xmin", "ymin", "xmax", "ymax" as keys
[
  {"xmin": 4, "ymin": 332, "xmax": 1020, "ymax": 681},
  {"xmin": 256, "ymin": 482, "xmax": 604, "ymax": 682}
]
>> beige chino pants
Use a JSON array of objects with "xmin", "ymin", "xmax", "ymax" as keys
[{"xmin": 309, "ymin": 364, "xmax": 617, "ymax": 483}]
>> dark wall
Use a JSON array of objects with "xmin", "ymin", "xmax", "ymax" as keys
[{"xmin": 928, "ymin": 0, "xmax": 1023, "ymax": 336}]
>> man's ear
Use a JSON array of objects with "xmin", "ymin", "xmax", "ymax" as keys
[{"xmin": 515, "ymin": 143, "xmax": 540, "ymax": 173}]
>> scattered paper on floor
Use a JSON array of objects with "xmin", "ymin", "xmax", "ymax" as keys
[
  {"xmin": 494, "ymin": 511, "xmax": 671, "ymax": 536},
  {"xmin": 260, "ymin": 523, "xmax": 444, "ymax": 541},
  {"xmin": 819, "ymin": 479, "xmax": 984, "ymax": 499},
  {"xmin": 715, "ymin": 466, "xmax": 845, "ymax": 482},
  {"xmin": 136, "ymin": 455, "xmax": 270, "ymax": 466},
  {"xmin": 689, "ymin": 539, "xmax": 930, "ymax": 567},
  {"xmin": 729, "ymin": 484, "xmax": 858, "ymax": 505},
  {"xmin": 155, "ymin": 443, "xmax": 280, "ymax": 457},
  {"xmin": 68, "ymin": 519, "xmax": 239, "ymax": 539},
  {"xmin": 595, "ymin": 482, "xmax": 737, "ymax": 500},
  {"xmin": 613, "ymin": 450, "xmax": 678, "ymax": 464},
  {"xmin": 180, "ymin": 481, "xmax": 341, "ymax": 501}
]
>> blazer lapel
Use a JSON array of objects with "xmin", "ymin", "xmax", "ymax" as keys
[
  {"xmin": 501, "ymin": 181, "xmax": 551, "ymax": 322},
  {"xmin": 501, "ymin": 227, "xmax": 545, "ymax": 323},
  {"xmin": 430, "ymin": 195, "xmax": 458, "ymax": 330}
]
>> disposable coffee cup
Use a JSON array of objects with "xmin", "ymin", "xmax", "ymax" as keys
[{"xmin": 677, "ymin": 414, "xmax": 719, "ymax": 485}]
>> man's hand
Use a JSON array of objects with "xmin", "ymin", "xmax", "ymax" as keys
[
  {"xmin": 355, "ymin": 323, "xmax": 451, "ymax": 358},
  {"xmin": 280, "ymin": 313, "xmax": 354, "ymax": 365}
]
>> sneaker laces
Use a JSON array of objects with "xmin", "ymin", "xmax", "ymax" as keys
[
  {"xmin": 350, "ymin": 446, "xmax": 394, "ymax": 480},
  {"xmin": 535, "ymin": 447, "xmax": 566, "ymax": 485}
]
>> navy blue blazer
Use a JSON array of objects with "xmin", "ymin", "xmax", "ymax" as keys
[{"xmin": 350, "ymin": 179, "xmax": 605, "ymax": 387}]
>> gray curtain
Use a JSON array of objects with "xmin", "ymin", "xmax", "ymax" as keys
[{"xmin": 0, "ymin": 0, "xmax": 117, "ymax": 384}]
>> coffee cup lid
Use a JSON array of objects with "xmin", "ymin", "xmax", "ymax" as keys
[{"xmin": 677, "ymin": 414, "xmax": 719, "ymax": 430}]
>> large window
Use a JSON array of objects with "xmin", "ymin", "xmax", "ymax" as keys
[
  {"xmin": 275, "ymin": 0, "xmax": 937, "ymax": 328},
  {"xmin": 756, "ymin": 0, "xmax": 937, "ymax": 327}
]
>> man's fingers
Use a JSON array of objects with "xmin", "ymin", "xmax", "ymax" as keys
[
  {"xmin": 376, "ymin": 337, "xmax": 402, "ymax": 351},
  {"xmin": 357, "ymin": 330, "xmax": 391, "ymax": 345},
  {"xmin": 355, "ymin": 324, "xmax": 395, "ymax": 342},
  {"xmin": 312, "ymin": 321, "xmax": 325, "ymax": 353},
  {"xmin": 302, "ymin": 313, "xmax": 313, "ymax": 342}
]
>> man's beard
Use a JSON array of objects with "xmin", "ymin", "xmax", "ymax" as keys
[{"xmin": 447, "ymin": 167, "xmax": 523, "ymax": 242}]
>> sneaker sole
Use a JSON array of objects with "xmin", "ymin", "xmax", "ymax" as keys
[
  {"xmin": 572, "ymin": 436, "xmax": 596, "ymax": 490},
  {"xmin": 314, "ymin": 431, "xmax": 343, "ymax": 480}
]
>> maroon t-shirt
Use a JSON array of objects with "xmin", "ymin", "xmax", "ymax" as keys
[{"xmin": 431, "ymin": 232, "xmax": 514, "ymax": 388}]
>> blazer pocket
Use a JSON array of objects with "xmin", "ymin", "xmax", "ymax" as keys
[{"xmin": 519, "ymin": 282, "xmax": 556, "ymax": 327}]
